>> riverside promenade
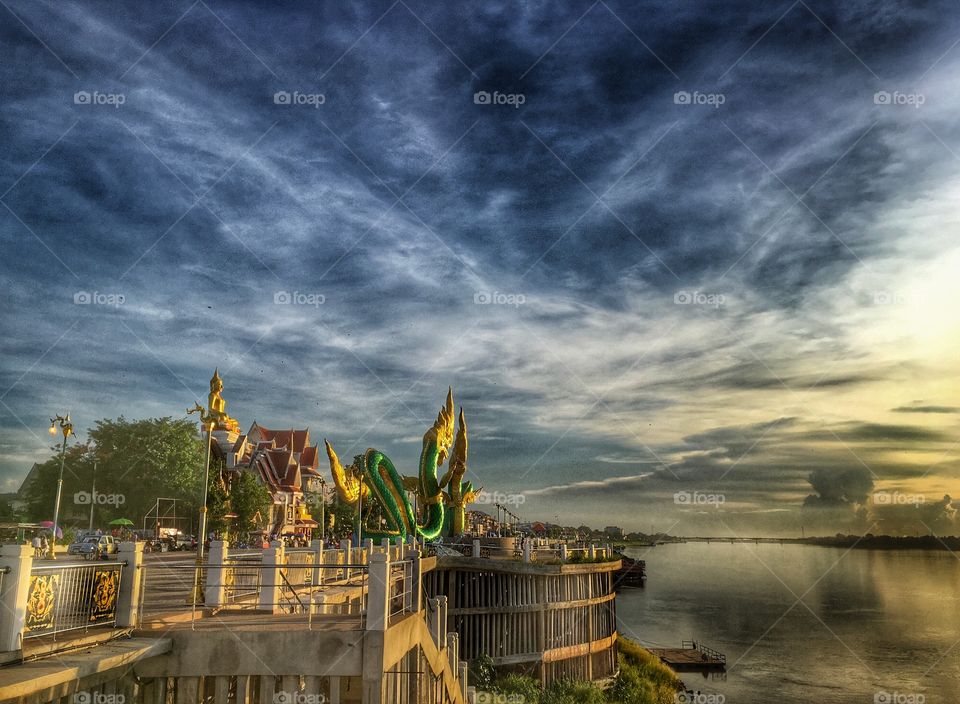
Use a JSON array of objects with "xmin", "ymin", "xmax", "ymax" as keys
[{"xmin": 0, "ymin": 541, "xmax": 619, "ymax": 704}]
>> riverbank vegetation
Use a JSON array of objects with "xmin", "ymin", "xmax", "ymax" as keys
[{"xmin": 475, "ymin": 637, "xmax": 682, "ymax": 704}]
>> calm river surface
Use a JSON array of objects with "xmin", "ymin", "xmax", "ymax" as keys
[{"xmin": 618, "ymin": 543, "xmax": 960, "ymax": 704}]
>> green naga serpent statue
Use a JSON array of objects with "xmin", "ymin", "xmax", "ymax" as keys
[{"xmin": 324, "ymin": 388, "xmax": 481, "ymax": 541}]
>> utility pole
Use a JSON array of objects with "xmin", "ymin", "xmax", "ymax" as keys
[
  {"xmin": 48, "ymin": 414, "xmax": 73, "ymax": 560},
  {"xmin": 88, "ymin": 460, "xmax": 97, "ymax": 532}
]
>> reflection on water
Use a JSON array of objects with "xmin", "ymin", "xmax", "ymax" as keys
[{"xmin": 618, "ymin": 543, "xmax": 960, "ymax": 704}]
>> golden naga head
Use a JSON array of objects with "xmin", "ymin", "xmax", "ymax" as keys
[
  {"xmin": 324, "ymin": 439, "xmax": 367, "ymax": 504},
  {"xmin": 425, "ymin": 387, "xmax": 456, "ymax": 466}
]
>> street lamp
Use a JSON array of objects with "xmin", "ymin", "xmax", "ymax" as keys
[
  {"xmin": 186, "ymin": 402, "xmax": 215, "ymax": 604},
  {"xmin": 48, "ymin": 414, "xmax": 73, "ymax": 560},
  {"xmin": 318, "ymin": 476, "xmax": 326, "ymax": 546}
]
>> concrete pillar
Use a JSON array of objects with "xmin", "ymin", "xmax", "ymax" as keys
[
  {"xmin": 466, "ymin": 687, "xmax": 477, "ymax": 704},
  {"xmin": 117, "ymin": 541, "xmax": 144, "ymax": 627},
  {"xmin": 363, "ymin": 538, "xmax": 374, "ymax": 563},
  {"xmin": 339, "ymin": 539, "xmax": 350, "ymax": 580},
  {"xmin": 447, "ymin": 632, "xmax": 459, "ymax": 673},
  {"xmin": 205, "ymin": 540, "xmax": 229, "ymax": 608},
  {"xmin": 365, "ymin": 552, "xmax": 391, "ymax": 631},
  {"xmin": 0, "ymin": 545, "xmax": 32, "ymax": 653},
  {"xmin": 458, "ymin": 661, "xmax": 469, "ymax": 700},
  {"xmin": 380, "ymin": 537, "xmax": 391, "ymax": 555},
  {"xmin": 523, "ymin": 538, "xmax": 532, "ymax": 563},
  {"xmin": 259, "ymin": 543, "xmax": 285, "ymax": 612},
  {"xmin": 472, "ymin": 539, "xmax": 481, "ymax": 558},
  {"xmin": 560, "ymin": 543, "xmax": 568, "ymax": 561},
  {"xmin": 436, "ymin": 595, "xmax": 448, "ymax": 651}
]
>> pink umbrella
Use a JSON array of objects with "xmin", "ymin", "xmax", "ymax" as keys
[{"xmin": 38, "ymin": 521, "xmax": 63, "ymax": 539}]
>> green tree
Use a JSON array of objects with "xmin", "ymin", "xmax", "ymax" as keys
[
  {"xmin": 229, "ymin": 470, "xmax": 271, "ymax": 538},
  {"xmin": 25, "ymin": 417, "xmax": 206, "ymax": 532},
  {"xmin": 24, "ymin": 442, "xmax": 94, "ymax": 526},
  {"xmin": 204, "ymin": 455, "xmax": 230, "ymax": 537}
]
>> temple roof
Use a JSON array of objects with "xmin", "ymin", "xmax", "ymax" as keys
[{"xmin": 236, "ymin": 422, "xmax": 322, "ymax": 494}]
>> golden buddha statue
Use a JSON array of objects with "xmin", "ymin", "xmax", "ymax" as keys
[{"xmin": 206, "ymin": 368, "xmax": 240, "ymax": 432}]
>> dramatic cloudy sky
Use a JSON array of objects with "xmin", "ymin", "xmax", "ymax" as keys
[{"xmin": 2, "ymin": 0, "xmax": 959, "ymax": 535}]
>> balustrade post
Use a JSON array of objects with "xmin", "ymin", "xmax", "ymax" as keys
[
  {"xmin": 365, "ymin": 552, "xmax": 390, "ymax": 631},
  {"xmin": 523, "ymin": 538, "xmax": 532, "ymax": 563},
  {"xmin": 115, "ymin": 541, "xmax": 145, "ymax": 627},
  {"xmin": 259, "ymin": 542, "xmax": 285, "ymax": 612},
  {"xmin": 589, "ymin": 543, "xmax": 597, "ymax": 560},
  {"xmin": 0, "ymin": 545, "xmax": 32, "ymax": 653},
  {"xmin": 446, "ymin": 632, "xmax": 459, "ymax": 673},
  {"xmin": 436, "ymin": 595, "xmax": 448, "ymax": 651},
  {"xmin": 204, "ymin": 540, "xmax": 228, "ymax": 608},
  {"xmin": 560, "ymin": 543, "xmax": 568, "ymax": 561},
  {"xmin": 458, "ymin": 661, "xmax": 469, "ymax": 700},
  {"xmin": 363, "ymin": 538, "xmax": 374, "ymax": 562},
  {"xmin": 472, "ymin": 539, "xmax": 481, "ymax": 558}
]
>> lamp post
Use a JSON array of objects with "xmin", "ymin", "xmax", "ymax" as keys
[
  {"xmin": 186, "ymin": 403, "xmax": 215, "ymax": 604},
  {"xmin": 318, "ymin": 476, "xmax": 326, "ymax": 546},
  {"xmin": 354, "ymin": 467, "xmax": 364, "ymax": 548},
  {"xmin": 48, "ymin": 414, "xmax": 73, "ymax": 561},
  {"xmin": 88, "ymin": 460, "xmax": 97, "ymax": 533}
]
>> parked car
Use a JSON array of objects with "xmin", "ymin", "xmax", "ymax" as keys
[{"xmin": 67, "ymin": 535, "xmax": 117, "ymax": 560}]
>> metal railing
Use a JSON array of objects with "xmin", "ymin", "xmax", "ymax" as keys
[
  {"xmin": 147, "ymin": 562, "xmax": 377, "ymax": 629},
  {"xmin": 683, "ymin": 640, "xmax": 727, "ymax": 664},
  {"xmin": 389, "ymin": 559, "xmax": 413, "ymax": 620},
  {"xmin": 25, "ymin": 561, "xmax": 124, "ymax": 639},
  {"xmin": 225, "ymin": 553, "xmax": 262, "ymax": 603}
]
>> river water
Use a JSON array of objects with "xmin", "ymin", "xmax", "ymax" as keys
[{"xmin": 617, "ymin": 543, "xmax": 960, "ymax": 704}]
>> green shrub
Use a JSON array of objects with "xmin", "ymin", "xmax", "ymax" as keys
[
  {"xmin": 493, "ymin": 674, "xmax": 542, "ymax": 704},
  {"xmin": 541, "ymin": 679, "xmax": 605, "ymax": 704}
]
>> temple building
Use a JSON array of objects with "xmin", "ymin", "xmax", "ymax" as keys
[
  {"xmin": 199, "ymin": 370, "xmax": 323, "ymax": 537},
  {"xmin": 226, "ymin": 423, "xmax": 323, "ymax": 536}
]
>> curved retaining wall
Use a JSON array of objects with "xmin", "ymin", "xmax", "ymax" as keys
[{"xmin": 424, "ymin": 557, "xmax": 620, "ymax": 685}]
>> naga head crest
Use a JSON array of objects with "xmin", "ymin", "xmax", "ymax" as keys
[{"xmin": 426, "ymin": 387, "xmax": 456, "ymax": 466}]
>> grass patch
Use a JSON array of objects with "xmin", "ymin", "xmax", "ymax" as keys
[{"xmin": 484, "ymin": 637, "xmax": 682, "ymax": 704}]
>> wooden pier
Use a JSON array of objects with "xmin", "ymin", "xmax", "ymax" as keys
[{"xmin": 648, "ymin": 641, "xmax": 726, "ymax": 672}]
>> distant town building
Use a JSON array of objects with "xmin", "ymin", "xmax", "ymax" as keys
[
  {"xmin": 466, "ymin": 509, "xmax": 497, "ymax": 535},
  {"xmin": 604, "ymin": 525, "xmax": 624, "ymax": 538}
]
